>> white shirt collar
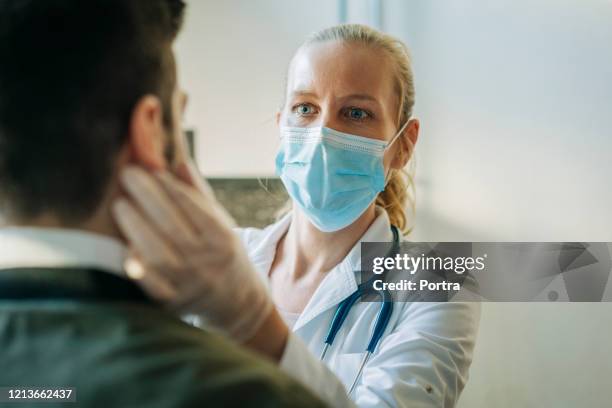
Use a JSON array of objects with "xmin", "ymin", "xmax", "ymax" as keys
[{"xmin": 0, "ymin": 227, "xmax": 127, "ymax": 276}]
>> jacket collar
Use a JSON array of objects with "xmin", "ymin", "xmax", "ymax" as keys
[
  {"xmin": 0, "ymin": 227, "xmax": 149, "ymax": 303},
  {"xmin": 0, "ymin": 267, "xmax": 151, "ymax": 303}
]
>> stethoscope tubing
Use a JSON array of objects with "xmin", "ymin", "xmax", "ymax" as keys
[{"xmin": 320, "ymin": 225, "xmax": 400, "ymax": 395}]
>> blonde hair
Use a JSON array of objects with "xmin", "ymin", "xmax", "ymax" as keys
[{"xmin": 282, "ymin": 24, "xmax": 417, "ymax": 233}]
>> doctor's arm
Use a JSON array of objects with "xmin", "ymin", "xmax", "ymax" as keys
[
  {"xmin": 357, "ymin": 301, "xmax": 481, "ymax": 408},
  {"xmin": 277, "ymin": 301, "xmax": 480, "ymax": 408},
  {"xmin": 112, "ymin": 165, "xmax": 352, "ymax": 407},
  {"xmin": 285, "ymin": 301, "xmax": 480, "ymax": 408}
]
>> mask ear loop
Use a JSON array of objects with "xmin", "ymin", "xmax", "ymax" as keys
[{"xmin": 383, "ymin": 119, "xmax": 412, "ymax": 184}]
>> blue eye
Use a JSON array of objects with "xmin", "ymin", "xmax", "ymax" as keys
[
  {"xmin": 294, "ymin": 104, "xmax": 315, "ymax": 116},
  {"xmin": 346, "ymin": 107, "xmax": 370, "ymax": 121}
]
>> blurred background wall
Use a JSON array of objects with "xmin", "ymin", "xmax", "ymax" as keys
[{"xmin": 175, "ymin": 1, "xmax": 612, "ymax": 407}]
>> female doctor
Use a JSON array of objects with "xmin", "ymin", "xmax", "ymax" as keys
[{"xmin": 113, "ymin": 24, "xmax": 480, "ymax": 408}]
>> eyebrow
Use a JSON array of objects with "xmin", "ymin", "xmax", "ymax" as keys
[
  {"xmin": 338, "ymin": 93, "xmax": 379, "ymax": 103},
  {"xmin": 289, "ymin": 90, "xmax": 318, "ymax": 99},
  {"xmin": 289, "ymin": 91, "xmax": 380, "ymax": 104}
]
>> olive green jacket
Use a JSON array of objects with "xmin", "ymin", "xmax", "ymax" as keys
[{"xmin": 0, "ymin": 267, "xmax": 327, "ymax": 408}]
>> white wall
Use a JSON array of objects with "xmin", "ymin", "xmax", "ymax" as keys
[
  {"xmin": 458, "ymin": 303, "xmax": 612, "ymax": 408},
  {"xmin": 175, "ymin": 1, "xmax": 612, "ymax": 407},
  {"xmin": 175, "ymin": 0, "xmax": 337, "ymax": 177},
  {"xmin": 385, "ymin": 2, "xmax": 612, "ymax": 407},
  {"xmin": 384, "ymin": 0, "xmax": 612, "ymax": 242}
]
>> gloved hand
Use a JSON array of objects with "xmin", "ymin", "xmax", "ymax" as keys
[{"xmin": 112, "ymin": 164, "xmax": 273, "ymax": 342}]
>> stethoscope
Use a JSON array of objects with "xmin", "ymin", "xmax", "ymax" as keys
[{"xmin": 319, "ymin": 225, "xmax": 400, "ymax": 395}]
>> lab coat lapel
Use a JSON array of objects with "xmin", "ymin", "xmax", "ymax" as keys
[{"xmin": 243, "ymin": 214, "xmax": 293, "ymax": 288}]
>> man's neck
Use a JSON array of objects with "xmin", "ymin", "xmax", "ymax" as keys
[
  {"xmin": 3, "ymin": 205, "xmax": 123, "ymax": 242},
  {"xmin": 2, "ymin": 178, "xmax": 125, "ymax": 242}
]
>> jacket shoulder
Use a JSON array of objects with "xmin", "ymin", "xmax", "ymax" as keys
[
  {"xmin": 0, "ymin": 304, "xmax": 326, "ymax": 407},
  {"xmin": 140, "ymin": 319, "xmax": 328, "ymax": 407}
]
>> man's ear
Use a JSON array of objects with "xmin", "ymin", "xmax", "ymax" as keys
[
  {"xmin": 390, "ymin": 118, "xmax": 420, "ymax": 169},
  {"xmin": 128, "ymin": 95, "xmax": 167, "ymax": 171},
  {"xmin": 275, "ymin": 110, "xmax": 281, "ymax": 126}
]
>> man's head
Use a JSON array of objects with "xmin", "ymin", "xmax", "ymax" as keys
[{"xmin": 0, "ymin": 0, "xmax": 186, "ymax": 226}]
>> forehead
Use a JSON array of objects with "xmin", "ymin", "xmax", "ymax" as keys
[{"xmin": 288, "ymin": 41, "xmax": 396, "ymax": 105}]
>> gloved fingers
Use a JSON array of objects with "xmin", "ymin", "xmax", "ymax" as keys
[
  {"xmin": 112, "ymin": 198, "xmax": 183, "ymax": 272},
  {"xmin": 120, "ymin": 166, "xmax": 198, "ymax": 249},
  {"xmin": 156, "ymin": 170, "xmax": 237, "ymax": 234},
  {"xmin": 174, "ymin": 159, "xmax": 216, "ymax": 199}
]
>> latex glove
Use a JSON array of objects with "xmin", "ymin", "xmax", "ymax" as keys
[{"xmin": 112, "ymin": 164, "xmax": 273, "ymax": 342}]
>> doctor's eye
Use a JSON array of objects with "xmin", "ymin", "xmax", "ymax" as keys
[
  {"xmin": 344, "ymin": 107, "xmax": 372, "ymax": 121},
  {"xmin": 292, "ymin": 103, "xmax": 317, "ymax": 116}
]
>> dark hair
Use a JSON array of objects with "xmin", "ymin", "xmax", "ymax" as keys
[{"xmin": 0, "ymin": 0, "xmax": 186, "ymax": 223}]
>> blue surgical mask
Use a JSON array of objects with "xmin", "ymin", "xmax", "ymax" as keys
[{"xmin": 275, "ymin": 122, "xmax": 409, "ymax": 232}]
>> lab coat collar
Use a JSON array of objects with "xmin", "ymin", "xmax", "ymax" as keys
[
  {"xmin": 245, "ymin": 212, "xmax": 292, "ymax": 273},
  {"xmin": 249, "ymin": 208, "xmax": 394, "ymax": 331}
]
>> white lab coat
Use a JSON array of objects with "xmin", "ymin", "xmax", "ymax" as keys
[{"xmin": 236, "ymin": 209, "xmax": 481, "ymax": 408}]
